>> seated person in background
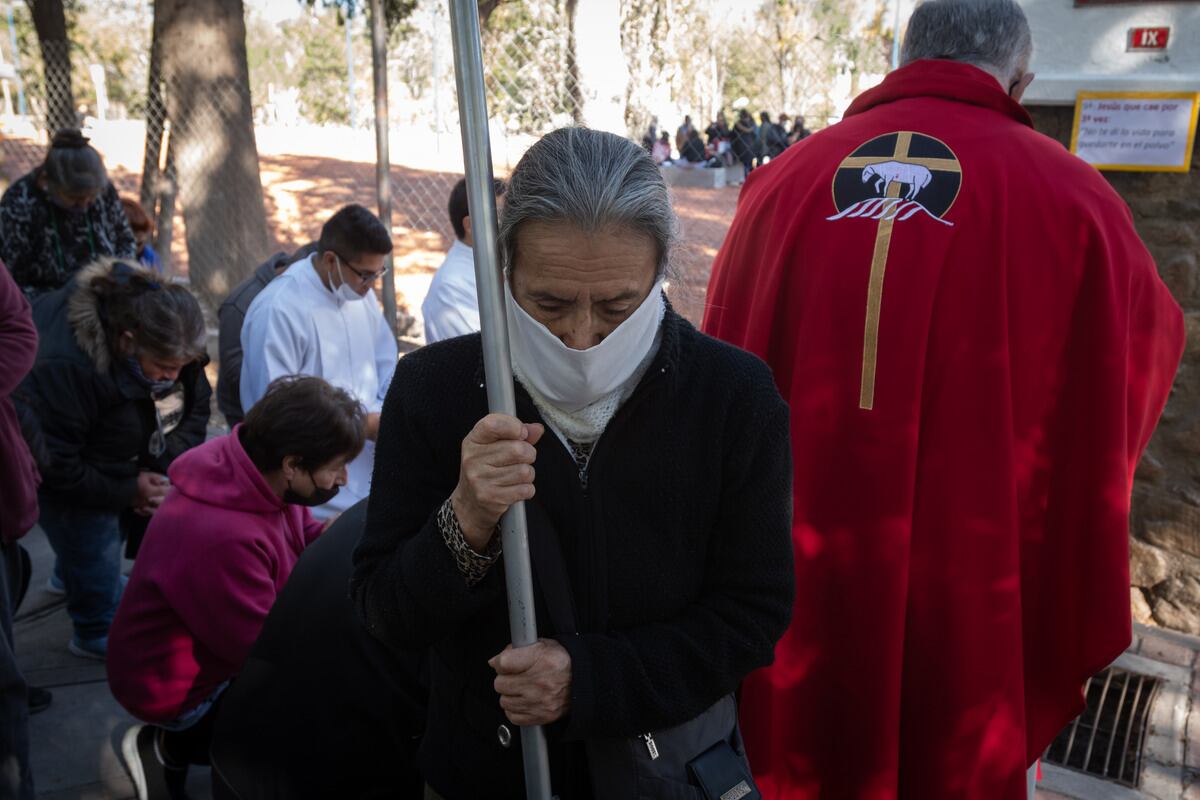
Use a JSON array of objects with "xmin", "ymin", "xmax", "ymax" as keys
[
  {"xmin": 0, "ymin": 129, "xmax": 137, "ymax": 297},
  {"xmin": 209, "ymin": 498, "xmax": 427, "ymax": 800},
  {"xmin": 239, "ymin": 205, "xmax": 396, "ymax": 521},
  {"xmin": 108, "ymin": 376, "xmax": 365, "ymax": 800},
  {"xmin": 216, "ymin": 242, "xmax": 318, "ymax": 427},
  {"xmin": 422, "ymin": 178, "xmax": 506, "ymax": 344},
  {"xmin": 681, "ymin": 128, "xmax": 707, "ymax": 163},
  {"xmin": 15, "ymin": 258, "xmax": 209, "ymax": 660},
  {"xmin": 652, "ymin": 131, "xmax": 672, "ymax": 164},
  {"xmin": 119, "ymin": 197, "xmax": 161, "ymax": 272}
]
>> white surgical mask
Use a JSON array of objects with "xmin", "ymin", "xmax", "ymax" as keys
[
  {"xmin": 330, "ymin": 255, "xmax": 368, "ymax": 304},
  {"xmin": 505, "ymin": 277, "xmax": 665, "ymax": 413}
]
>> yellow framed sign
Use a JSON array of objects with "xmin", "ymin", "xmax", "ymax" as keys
[{"xmin": 1069, "ymin": 91, "xmax": 1200, "ymax": 172}]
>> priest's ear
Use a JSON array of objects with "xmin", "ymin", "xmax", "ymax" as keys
[
  {"xmin": 462, "ymin": 214, "xmax": 474, "ymax": 248},
  {"xmin": 1008, "ymin": 72, "xmax": 1035, "ymax": 103}
]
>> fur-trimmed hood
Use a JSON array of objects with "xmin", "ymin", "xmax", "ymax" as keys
[{"xmin": 67, "ymin": 256, "xmax": 160, "ymax": 373}]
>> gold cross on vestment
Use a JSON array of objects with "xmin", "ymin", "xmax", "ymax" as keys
[{"xmin": 853, "ymin": 131, "xmax": 961, "ymax": 410}]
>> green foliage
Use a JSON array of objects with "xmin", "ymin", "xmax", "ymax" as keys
[
  {"xmin": 479, "ymin": 0, "xmax": 574, "ymax": 134},
  {"xmin": 302, "ymin": 0, "xmax": 418, "ymax": 31},
  {"xmin": 6, "ymin": 0, "xmax": 147, "ymax": 121},
  {"xmin": 298, "ymin": 20, "xmax": 350, "ymax": 124},
  {"xmin": 70, "ymin": 0, "xmax": 151, "ymax": 117},
  {"xmin": 245, "ymin": 12, "xmax": 298, "ymax": 114}
]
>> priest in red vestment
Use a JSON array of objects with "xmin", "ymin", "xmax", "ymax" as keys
[{"xmin": 702, "ymin": 1, "xmax": 1185, "ymax": 797}]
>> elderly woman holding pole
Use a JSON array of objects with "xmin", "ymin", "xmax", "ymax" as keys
[{"xmin": 352, "ymin": 127, "xmax": 794, "ymax": 800}]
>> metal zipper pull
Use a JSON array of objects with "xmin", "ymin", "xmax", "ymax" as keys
[{"xmin": 640, "ymin": 732, "xmax": 660, "ymax": 760}]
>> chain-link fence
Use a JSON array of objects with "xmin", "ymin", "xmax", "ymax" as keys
[{"xmin": 0, "ymin": 0, "xmax": 892, "ymax": 339}]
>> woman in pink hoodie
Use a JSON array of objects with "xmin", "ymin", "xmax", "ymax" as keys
[{"xmin": 107, "ymin": 376, "xmax": 366, "ymax": 800}]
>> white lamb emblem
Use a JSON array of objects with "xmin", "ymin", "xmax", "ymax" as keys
[{"xmin": 862, "ymin": 161, "xmax": 933, "ymax": 200}]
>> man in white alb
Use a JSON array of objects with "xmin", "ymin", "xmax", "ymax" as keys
[
  {"xmin": 421, "ymin": 178, "xmax": 505, "ymax": 344},
  {"xmin": 239, "ymin": 204, "xmax": 398, "ymax": 520}
]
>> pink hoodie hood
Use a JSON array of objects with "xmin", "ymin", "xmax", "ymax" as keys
[{"xmin": 167, "ymin": 425, "xmax": 286, "ymax": 516}]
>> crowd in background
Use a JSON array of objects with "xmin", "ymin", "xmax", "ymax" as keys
[{"xmin": 641, "ymin": 109, "xmax": 812, "ymax": 181}]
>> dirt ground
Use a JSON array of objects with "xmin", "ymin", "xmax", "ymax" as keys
[{"xmin": 0, "ymin": 127, "xmax": 740, "ymax": 330}]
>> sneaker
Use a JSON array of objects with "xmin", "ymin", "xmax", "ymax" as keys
[
  {"xmin": 27, "ymin": 686, "xmax": 52, "ymax": 714},
  {"xmin": 121, "ymin": 724, "xmax": 190, "ymax": 800},
  {"xmin": 68, "ymin": 635, "xmax": 107, "ymax": 661}
]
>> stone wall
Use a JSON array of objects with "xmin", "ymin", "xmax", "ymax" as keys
[{"xmin": 1028, "ymin": 105, "xmax": 1200, "ymax": 634}]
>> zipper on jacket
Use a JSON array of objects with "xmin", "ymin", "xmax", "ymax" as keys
[{"xmin": 640, "ymin": 732, "xmax": 660, "ymax": 760}]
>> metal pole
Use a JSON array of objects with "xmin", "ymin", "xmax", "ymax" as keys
[
  {"xmin": 346, "ymin": 8, "xmax": 357, "ymax": 129},
  {"xmin": 448, "ymin": 1, "xmax": 553, "ymax": 799},
  {"xmin": 891, "ymin": 0, "xmax": 902, "ymax": 70},
  {"xmin": 369, "ymin": 0, "xmax": 398, "ymax": 337},
  {"xmin": 431, "ymin": 0, "xmax": 440, "ymax": 153}
]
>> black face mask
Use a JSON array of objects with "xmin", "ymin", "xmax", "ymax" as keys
[{"xmin": 283, "ymin": 472, "xmax": 339, "ymax": 507}]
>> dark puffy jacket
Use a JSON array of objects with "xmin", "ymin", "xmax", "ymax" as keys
[{"xmin": 15, "ymin": 259, "xmax": 211, "ymax": 512}]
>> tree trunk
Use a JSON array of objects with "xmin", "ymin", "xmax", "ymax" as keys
[
  {"xmin": 154, "ymin": 0, "xmax": 270, "ymax": 310},
  {"xmin": 567, "ymin": 0, "xmax": 627, "ymax": 134},
  {"xmin": 368, "ymin": 0, "xmax": 399, "ymax": 337},
  {"xmin": 26, "ymin": 0, "xmax": 74, "ymax": 133}
]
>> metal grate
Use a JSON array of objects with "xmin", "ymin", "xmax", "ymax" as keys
[{"xmin": 1043, "ymin": 668, "xmax": 1160, "ymax": 787}]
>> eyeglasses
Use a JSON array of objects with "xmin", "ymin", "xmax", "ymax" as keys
[{"xmin": 333, "ymin": 252, "xmax": 390, "ymax": 284}]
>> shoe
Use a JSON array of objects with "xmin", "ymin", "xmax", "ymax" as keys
[
  {"xmin": 121, "ymin": 724, "xmax": 190, "ymax": 800},
  {"xmin": 27, "ymin": 686, "xmax": 52, "ymax": 714},
  {"xmin": 68, "ymin": 635, "xmax": 107, "ymax": 661}
]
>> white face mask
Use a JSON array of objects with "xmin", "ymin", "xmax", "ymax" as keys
[
  {"xmin": 505, "ymin": 277, "xmax": 665, "ymax": 413},
  {"xmin": 330, "ymin": 255, "xmax": 368, "ymax": 303}
]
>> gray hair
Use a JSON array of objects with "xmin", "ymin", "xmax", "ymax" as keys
[
  {"xmin": 42, "ymin": 129, "xmax": 107, "ymax": 194},
  {"xmin": 498, "ymin": 127, "xmax": 679, "ymax": 280},
  {"xmin": 900, "ymin": 0, "xmax": 1033, "ymax": 83}
]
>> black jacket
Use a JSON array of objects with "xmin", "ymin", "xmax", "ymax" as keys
[
  {"xmin": 216, "ymin": 243, "xmax": 317, "ymax": 427},
  {"xmin": 681, "ymin": 136, "xmax": 707, "ymax": 163},
  {"xmin": 211, "ymin": 499, "xmax": 426, "ymax": 799},
  {"xmin": 732, "ymin": 120, "xmax": 757, "ymax": 163},
  {"xmin": 352, "ymin": 309, "xmax": 794, "ymax": 799},
  {"xmin": 15, "ymin": 260, "xmax": 211, "ymax": 512}
]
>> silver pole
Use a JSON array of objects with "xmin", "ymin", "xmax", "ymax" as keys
[
  {"xmin": 369, "ymin": 0, "xmax": 399, "ymax": 337},
  {"xmin": 447, "ymin": 2, "xmax": 553, "ymax": 799},
  {"xmin": 346, "ymin": 9, "xmax": 357, "ymax": 129}
]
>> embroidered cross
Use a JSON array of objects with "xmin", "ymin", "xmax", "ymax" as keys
[{"xmin": 833, "ymin": 131, "xmax": 962, "ymax": 410}]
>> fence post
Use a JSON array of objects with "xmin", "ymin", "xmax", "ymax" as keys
[{"xmin": 369, "ymin": 0, "xmax": 398, "ymax": 338}]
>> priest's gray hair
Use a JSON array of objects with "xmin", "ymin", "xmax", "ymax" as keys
[
  {"xmin": 498, "ymin": 127, "xmax": 679, "ymax": 280},
  {"xmin": 900, "ymin": 0, "xmax": 1033, "ymax": 84}
]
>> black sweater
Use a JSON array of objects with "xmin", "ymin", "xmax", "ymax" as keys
[{"xmin": 352, "ymin": 309, "xmax": 794, "ymax": 799}]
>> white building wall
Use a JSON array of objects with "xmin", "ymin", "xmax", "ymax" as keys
[{"xmin": 1019, "ymin": 0, "xmax": 1200, "ymax": 104}]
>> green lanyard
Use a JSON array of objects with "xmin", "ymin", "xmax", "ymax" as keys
[{"xmin": 50, "ymin": 204, "xmax": 96, "ymax": 276}]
